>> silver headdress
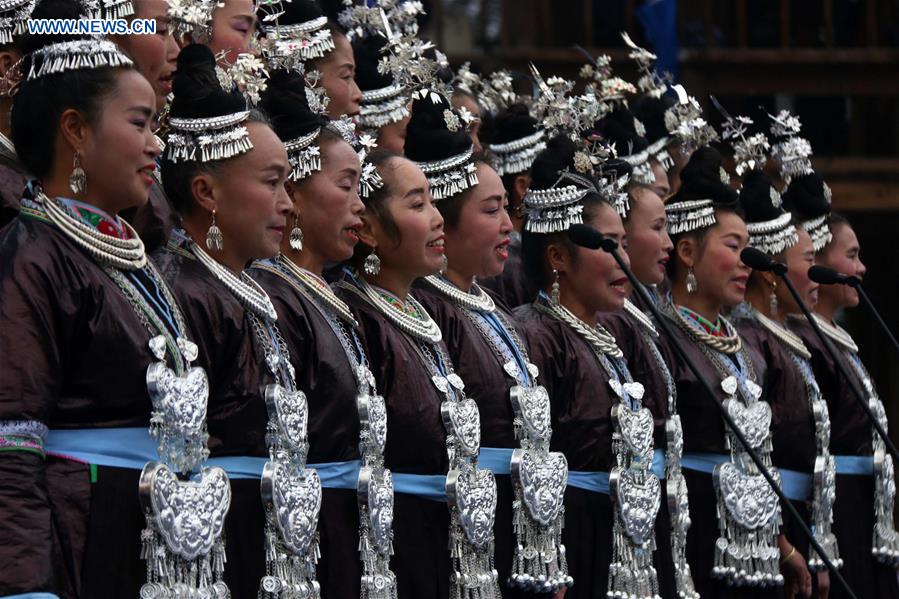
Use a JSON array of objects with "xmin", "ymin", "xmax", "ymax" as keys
[
  {"xmin": 26, "ymin": 38, "xmax": 133, "ymax": 82},
  {"xmin": 166, "ymin": 110, "xmax": 253, "ymax": 163},
  {"xmin": 488, "ymin": 130, "xmax": 546, "ymax": 177},
  {"xmin": 621, "ymin": 31, "xmax": 669, "ymax": 99},
  {"xmin": 664, "ymin": 85, "xmax": 718, "ymax": 153},
  {"xmin": 338, "ymin": 0, "xmax": 424, "ymax": 41},
  {"xmin": 718, "ymin": 110, "xmax": 769, "ymax": 176},
  {"xmin": 747, "ymin": 211, "xmax": 798, "ymax": 256},
  {"xmin": 0, "ymin": 0, "xmax": 34, "ymax": 44},
  {"xmin": 802, "ymin": 210, "xmax": 833, "ymax": 253},
  {"xmin": 410, "ymin": 92, "xmax": 479, "ymax": 200},
  {"xmin": 81, "ymin": 0, "xmax": 133, "ymax": 20},
  {"xmin": 259, "ymin": 3, "xmax": 335, "ymax": 70},
  {"xmin": 768, "ymin": 109, "xmax": 813, "ymax": 182},
  {"xmin": 169, "ymin": 0, "xmax": 220, "ymax": 44},
  {"xmin": 355, "ymin": 133, "xmax": 384, "ymax": 198},
  {"xmin": 523, "ymin": 169, "xmax": 606, "ymax": 234},
  {"xmin": 530, "ymin": 64, "xmax": 609, "ymax": 158},
  {"xmin": 666, "ymin": 199, "xmax": 717, "ymax": 235},
  {"xmin": 359, "ymin": 80, "xmax": 410, "ymax": 131},
  {"xmin": 278, "ymin": 68, "xmax": 332, "ymax": 181},
  {"xmin": 578, "ymin": 53, "xmax": 637, "ymax": 108}
]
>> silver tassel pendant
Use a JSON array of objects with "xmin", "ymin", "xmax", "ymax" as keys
[
  {"xmin": 448, "ymin": 514, "xmax": 500, "ymax": 599},
  {"xmin": 508, "ymin": 495, "xmax": 571, "ymax": 592},
  {"xmin": 258, "ymin": 518, "xmax": 322, "ymax": 599},
  {"xmin": 665, "ymin": 415, "xmax": 699, "ymax": 598},
  {"xmin": 357, "ymin": 465, "xmax": 398, "ymax": 599},
  {"xmin": 608, "ymin": 468, "xmax": 662, "ymax": 599}
]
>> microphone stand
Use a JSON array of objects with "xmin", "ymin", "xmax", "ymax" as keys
[
  {"xmin": 776, "ymin": 270, "xmax": 899, "ymax": 464},
  {"xmin": 855, "ymin": 285, "xmax": 899, "ymax": 357},
  {"xmin": 594, "ymin": 237, "xmax": 856, "ymax": 598}
]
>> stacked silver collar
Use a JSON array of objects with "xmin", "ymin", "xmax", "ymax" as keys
[
  {"xmin": 487, "ymin": 130, "xmax": 546, "ymax": 177},
  {"xmin": 36, "ymin": 205, "xmax": 231, "ymax": 597},
  {"xmin": 425, "ymin": 277, "xmax": 572, "ymax": 592},
  {"xmin": 752, "ymin": 309, "xmax": 841, "ymax": 571},
  {"xmin": 191, "ymin": 244, "xmax": 322, "ymax": 597},
  {"xmin": 665, "ymin": 301, "xmax": 783, "ymax": 588},
  {"xmin": 256, "ymin": 256, "xmax": 398, "ymax": 597},
  {"xmin": 813, "ymin": 314, "xmax": 899, "ymax": 564},
  {"xmin": 538, "ymin": 295, "xmax": 662, "ymax": 598},
  {"xmin": 348, "ymin": 275, "xmax": 501, "ymax": 598},
  {"xmin": 624, "ymin": 298, "xmax": 698, "ymax": 598}
]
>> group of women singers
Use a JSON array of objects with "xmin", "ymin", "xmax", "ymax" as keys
[{"xmin": 0, "ymin": 1, "xmax": 894, "ymax": 599}]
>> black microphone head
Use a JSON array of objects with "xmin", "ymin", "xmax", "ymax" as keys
[
  {"xmin": 741, "ymin": 246, "xmax": 789, "ymax": 276},
  {"xmin": 808, "ymin": 265, "xmax": 859, "ymax": 287},
  {"xmin": 568, "ymin": 223, "xmax": 618, "ymax": 252},
  {"xmin": 741, "ymin": 247, "xmax": 775, "ymax": 271}
]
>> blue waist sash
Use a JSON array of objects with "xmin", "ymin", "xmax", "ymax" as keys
[
  {"xmin": 681, "ymin": 452, "xmax": 811, "ymax": 501},
  {"xmin": 834, "ymin": 455, "xmax": 875, "ymax": 475},
  {"xmin": 567, "ymin": 449, "xmax": 667, "ymax": 495}
]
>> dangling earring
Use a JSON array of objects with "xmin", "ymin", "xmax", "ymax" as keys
[
  {"xmin": 685, "ymin": 267, "xmax": 698, "ymax": 294},
  {"xmin": 289, "ymin": 214, "xmax": 303, "ymax": 252},
  {"xmin": 363, "ymin": 250, "xmax": 381, "ymax": 276},
  {"xmin": 551, "ymin": 269, "xmax": 561, "ymax": 305},
  {"xmin": 439, "ymin": 254, "xmax": 448, "ymax": 275},
  {"xmin": 769, "ymin": 280, "xmax": 778, "ymax": 316},
  {"xmin": 69, "ymin": 151, "xmax": 86, "ymax": 195},
  {"xmin": 206, "ymin": 208, "xmax": 223, "ymax": 251}
]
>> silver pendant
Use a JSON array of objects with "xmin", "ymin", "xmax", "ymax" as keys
[
  {"xmin": 612, "ymin": 404, "xmax": 655, "ymax": 465},
  {"xmin": 358, "ymin": 391, "xmax": 388, "ymax": 456},
  {"xmin": 441, "ymin": 398, "xmax": 482, "ymax": 458},
  {"xmin": 262, "ymin": 461, "xmax": 322, "ymax": 555},
  {"xmin": 512, "ymin": 449, "xmax": 568, "ymax": 526},
  {"xmin": 724, "ymin": 398, "xmax": 772, "ymax": 451},
  {"xmin": 664, "ymin": 415, "xmax": 699, "ymax": 598},
  {"xmin": 358, "ymin": 466, "xmax": 395, "ymax": 555},
  {"xmin": 508, "ymin": 449, "xmax": 571, "ymax": 592},
  {"xmin": 610, "ymin": 468, "xmax": 661, "ymax": 547},
  {"xmin": 808, "ymin": 453, "xmax": 842, "ymax": 571},
  {"xmin": 146, "ymin": 361, "xmax": 210, "ymax": 474},
  {"xmin": 712, "ymin": 462, "xmax": 783, "ymax": 586},
  {"xmin": 446, "ymin": 464, "xmax": 501, "ymax": 598},
  {"xmin": 509, "ymin": 385, "xmax": 552, "ymax": 444},
  {"xmin": 139, "ymin": 462, "xmax": 231, "ymax": 598},
  {"xmin": 264, "ymin": 383, "xmax": 309, "ymax": 455}
]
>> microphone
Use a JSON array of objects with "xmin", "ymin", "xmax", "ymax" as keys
[
  {"xmin": 565, "ymin": 225, "xmax": 854, "ymax": 597},
  {"xmin": 740, "ymin": 247, "xmax": 787, "ymax": 276},
  {"xmin": 808, "ymin": 265, "xmax": 860, "ymax": 288},
  {"xmin": 808, "ymin": 266, "xmax": 898, "ymax": 357},
  {"xmin": 568, "ymin": 223, "xmax": 619, "ymax": 252}
]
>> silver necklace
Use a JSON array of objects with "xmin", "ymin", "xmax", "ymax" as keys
[
  {"xmin": 358, "ymin": 276, "xmax": 442, "ymax": 344},
  {"xmin": 423, "ymin": 275, "xmax": 496, "ymax": 313},
  {"xmin": 753, "ymin": 309, "xmax": 812, "ymax": 360},
  {"xmin": 669, "ymin": 303, "xmax": 742, "ymax": 354},
  {"xmin": 535, "ymin": 295, "xmax": 623, "ymax": 358},
  {"xmin": 275, "ymin": 254, "xmax": 358, "ymax": 326},
  {"xmin": 623, "ymin": 298, "xmax": 657, "ymax": 338},
  {"xmin": 38, "ymin": 191, "xmax": 147, "ymax": 270},
  {"xmin": 188, "ymin": 241, "xmax": 278, "ymax": 322},
  {"xmin": 811, "ymin": 313, "xmax": 859, "ymax": 354}
]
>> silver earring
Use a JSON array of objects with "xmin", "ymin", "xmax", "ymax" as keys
[
  {"xmin": 769, "ymin": 281, "xmax": 778, "ymax": 316},
  {"xmin": 206, "ymin": 209, "xmax": 223, "ymax": 251},
  {"xmin": 69, "ymin": 151, "xmax": 86, "ymax": 195},
  {"xmin": 685, "ymin": 267, "xmax": 698, "ymax": 294},
  {"xmin": 439, "ymin": 254, "xmax": 448, "ymax": 275},
  {"xmin": 289, "ymin": 214, "xmax": 303, "ymax": 252},
  {"xmin": 551, "ymin": 269, "xmax": 561, "ymax": 305},
  {"xmin": 363, "ymin": 251, "xmax": 381, "ymax": 276}
]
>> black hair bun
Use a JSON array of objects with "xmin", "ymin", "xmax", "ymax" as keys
[
  {"xmin": 404, "ymin": 92, "xmax": 472, "ymax": 162},
  {"xmin": 594, "ymin": 107, "xmax": 648, "ymax": 156},
  {"xmin": 670, "ymin": 146, "xmax": 738, "ymax": 205},
  {"xmin": 632, "ymin": 94, "xmax": 675, "ymax": 145},
  {"xmin": 259, "ymin": 69, "xmax": 330, "ymax": 142},
  {"xmin": 169, "ymin": 44, "xmax": 246, "ymax": 120},
  {"xmin": 601, "ymin": 157, "xmax": 633, "ymax": 181},
  {"xmin": 271, "ymin": 0, "xmax": 325, "ymax": 26},
  {"xmin": 781, "ymin": 172, "xmax": 831, "ymax": 220},
  {"xmin": 352, "ymin": 35, "xmax": 393, "ymax": 92},
  {"xmin": 20, "ymin": 0, "xmax": 85, "ymax": 55},
  {"xmin": 739, "ymin": 169, "xmax": 782, "ymax": 223},
  {"xmin": 490, "ymin": 103, "xmax": 538, "ymax": 145},
  {"xmin": 529, "ymin": 134, "xmax": 579, "ymax": 190}
]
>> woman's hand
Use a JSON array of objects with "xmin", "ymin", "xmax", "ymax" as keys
[{"xmin": 780, "ymin": 541, "xmax": 812, "ymax": 598}]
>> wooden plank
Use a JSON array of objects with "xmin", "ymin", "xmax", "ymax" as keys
[
  {"xmin": 830, "ymin": 181, "xmax": 899, "ymax": 212},
  {"xmin": 736, "ymin": 0, "xmax": 747, "ymax": 48},
  {"xmin": 780, "ymin": 0, "xmax": 790, "ymax": 48}
]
